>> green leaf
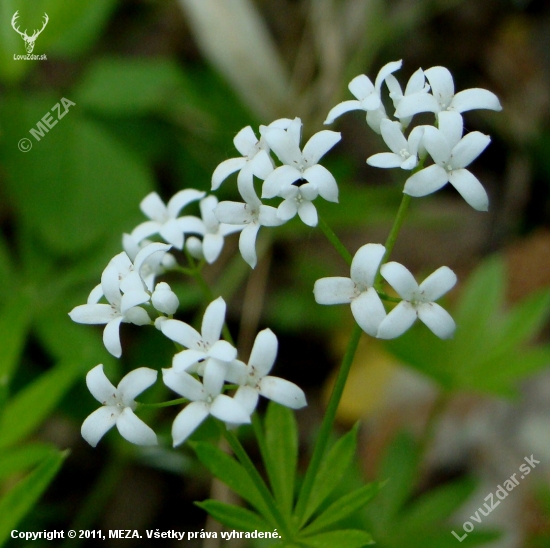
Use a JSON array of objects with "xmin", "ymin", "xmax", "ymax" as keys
[
  {"xmin": 0, "ymin": 443, "xmax": 58, "ymax": 482},
  {"xmin": 196, "ymin": 500, "xmax": 270, "ymax": 532},
  {"xmin": 191, "ymin": 441, "xmax": 271, "ymax": 521},
  {"xmin": 0, "ymin": 291, "xmax": 33, "ymax": 385},
  {"xmin": 0, "ymin": 360, "xmax": 80, "ymax": 449},
  {"xmin": 302, "ymin": 424, "xmax": 359, "ymax": 525},
  {"xmin": 302, "ymin": 482, "xmax": 382, "ymax": 536},
  {"xmin": 0, "ymin": 449, "xmax": 67, "ymax": 546},
  {"xmin": 263, "ymin": 402, "xmax": 298, "ymax": 516},
  {"xmin": 299, "ymin": 529, "xmax": 374, "ymax": 548}
]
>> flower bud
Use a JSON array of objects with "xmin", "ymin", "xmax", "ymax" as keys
[{"xmin": 152, "ymin": 282, "xmax": 179, "ymax": 315}]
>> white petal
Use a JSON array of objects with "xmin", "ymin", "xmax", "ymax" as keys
[
  {"xmin": 239, "ymin": 223, "xmax": 261, "ymax": 268},
  {"xmin": 199, "ymin": 195, "xmax": 219, "ymax": 231},
  {"xmin": 374, "ymin": 60, "xmax": 403, "ymax": 91},
  {"xmin": 450, "ymin": 132, "xmax": 491, "ymax": 169},
  {"xmin": 405, "ymin": 68, "xmax": 427, "ymax": 95},
  {"xmin": 418, "ymin": 266, "xmax": 457, "ymax": 301},
  {"xmin": 417, "ymin": 303, "xmax": 456, "ymax": 339},
  {"xmin": 209, "ymin": 340, "xmax": 237, "ymax": 363},
  {"xmin": 103, "ymin": 317, "xmax": 124, "ymax": 358},
  {"xmin": 249, "ymin": 328, "xmax": 278, "ymax": 378},
  {"xmin": 69, "ymin": 303, "xmax": 114, "ymax": 325},
  {"xmin": 350, "ymin": 243, "xmax": 386, "ymax": 287},
  {"xmin": 233, "ymin": 386, "xmax": 259, "ymax": 416},
  {"xmin": 173, "ymin": 349, "xmax": 206, "ymax": 372},
  {"xmin": 380, "ymin": 119, "xmax": 408, "ymax": 155},
  {"xmin": 262, "ymin": 166, "xmax": 301, "ymax": 198},
  {"xmin": 212, "ymin": 157, "xmax": 247, "ymax": 190},
  {"xmin": 324, "ymin": 100, "xmax": 363, "ymax": 124},
  {"xmin": 376, "ymin": 301, "xmax": 417, "ymax": 339},
  {"xmin": 302, "ymin": 131, "xmax": 341, "ymax": 165},
  {"xmin": 314, "ymin": 277, "xmax": 357, "ymax": 305},
  {"xmin": 86, "ymin": 364, "xmax": 117, "ymax": 405},
  {"xmin": 250, "ymin": 149, "xmax": 275, "ymax": 180},
  {"xmin": 367, "ymin": 153, "xmax": 403, "ymax": 169},
  {"xmin": 262, "ymin": 128, "xmax": 302, "ymax": 166},
  {"xmin": 159, "ymin": 219, "xmax": 184, "ymax": 249},
  {"xmin": 81, "ymin": 406, "xmax": 119, "ymax": 447},
  {"xmin": 87, "ymin": 284, "xmax": 103, "ymax": 305},
  {"xmin": 123, "ymin": 306, "xmax": 151, "ymax": 326},
  {"xmin": 303, "ymin": 165, "xmax": 338, "ymax": 202},
  {"xmin": 348, "ymin": 74, "xmax": 374, "ymax": 100},
  {"xmin": 121, "ymin": 233, "xmax": 141, "ymax": 261},
  {"xmin": 380, "ymin": 262, "xmax": 418, "ymax": 299},
  {"xmin": 422, "ymin": 126, "xmax": 451, "ymax": 165},
  {"xmin": 259, "ymin": 205, "xmax": 285, "ymax": 227},
  {"xmin": 437, "ymin": 111, "xmax": 464, "ymax": 149},
  {"xmin": 395, "ymin": 93, "xmax": 439, "ymax": 118},
  {"xmin": 233, "ymin": 126, "xmax": 258, "ymax": 156},
  {"xmin": 202, "ymin": 297, "xmax": 226, "ymax": 345},
  {"xmin": 449, "ymin": 88, "xmax": 502, "ymax": 113},
  {"xmin": 120, "ymin": 290, "xmax": 150, "ymax": 314},
  {"xmin": 278, "ymin": 198, "xmax": 298, "ymax": 221},
  {"xmin": 163, "ymin": 368, "xmax": 206, "ymax": 400},
  {"xmin": 350, "ymin": 288, "xmax": 387, "ymax": 336},
  {"xmin": 118, "ymin": 367, "xmax": 157, "ymax": 405},
  {"xmin": 214, "ymin": 202, "xmax": 250, "ymax": 225},
  {"xmin": 236, "ymin": 171, "xmax": 262, "ymax": 207},
  {"xmin": 167, "ymin": 189, "xmax": 205, "ymax": 219},
  {"xmin": 116, "ymin": 408, "xmax": 157, "ymax": 445},
  {"xmin": 425, "ymin": 66, "xmax": 455, "ymax": 109},
  {"xmin": 101, "ymin": 263, "xmax": 122, "ymax": 306},
  {"xmin": 210, "ymin": 394, "xmax": 251, "ymax": 424},
  {"xmin": 297, "ymin": 201, "xmax": 318, "ymax": 227},
  {"xmin": 285, "ymin": 117, "xmax": 303, "ymax": 146},
  {"xmin": 403, "ymin": 165, "xmax": 449, "ymax": 197},
  {"xmin": 300, "ymin": 183, "xmax": 319, "ymax": 201},
  {"xmin": 202, "ymin": 233, "xmax": 225, "ymax": 264},
  {"xmin": 366, "ymin": 105, "xmax": 388, "ymax": 134},
  {"xmin": 140, "ymin": 192, "xmax": 166, "ymax": 221},
  {"xmin": 161, "ymin": 319, "xmax": 202, "ymax": 349},
  {"xmin": 172, "ymin": 401, "xmax": 210, "ymax": 446},
  {"xmin": 131, "ymin": 221, "xmax": 162, "ymax": 245},
  {"xmin": 203, "ymin": 358, "xmax": 227, "ymax": 396},
  {"xmin": 120, "ymin": 271, "xmax": 145, "ymax": 294},
  {"xmin": 225, "ymin": 359, "xmax": 247, "ymax": 385},
  {"xmin": 448, "ymin": 169, "xmax": 489, "ymax": 211},
  {"xmin": 176, "ymin": 216, "xmax": 206, "ymax": 237},
  {"xmin": 258, "ymin": 377, "xmax": 307, "ymax": 409}
]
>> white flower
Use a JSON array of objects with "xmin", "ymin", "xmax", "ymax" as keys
[
  {"xmin": 214, "ymin": 175, "xmax": 283, "ymax": 268},
  {"xmin": 377, "ymin": 263, "xmax": 457, "ymax": 339},
  {"xmin": 261, "ymin": 120, "xmax": 341, "ymax": 203},
  {"xmin": 163, "ymin": 361, "xmax": 250, "ymax": 447},
  {"xmin": 324, "ymin": 61, "xmax": 402, "ymax": 130},
  {"xmin": 151, "ymin": 282, "xmax": 179, "ymax": 315},
  {"xmin": 404, "ymin": 111, "xmax": 491, "ymax": 211},
  {"xmin": 395, "ymin": 66, "xmax": 502, "ymax": 119},
  {"xmin": 194, "ymin": 195, "xmax": 244, "ymax": 264},
  {"xmin": 160, "ymin": 297, "xmax": 237, "ymax": 373},
  {"xmin": 81, "ymin": 364, "xmax": 157, "ymax": 447},
  {"xmin": 211, "ymin": 119, "xmax": 293, "ymax": 190},
  {"xmin": 69, "ymin": 260, "xmax": 152, "ymax": 358},
  {"xmin": 131, "ymin": 189, "xmax": 205, "ymax": 249},
  {"xmin": 314, "ymin": 243, "xmax": 387, "ymax": 336},
  {"xmin": 277, "ymin": 183, "xmax": 319, "ymax": 226},
  {"xmin": 225, "ymin": 329, "xmax": 306, "ymax": 415},
  {"xmin": 385, "ymin": 67, "xmax": 431, "ymax": 127},
  {"xmin": 367, "ymin": 120, "xmax": 424, "ymax": 170}
]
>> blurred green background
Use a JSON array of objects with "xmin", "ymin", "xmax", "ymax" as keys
[{"xmin": 1, "ymin": 0, "xmax": 550, "ymax": 546}]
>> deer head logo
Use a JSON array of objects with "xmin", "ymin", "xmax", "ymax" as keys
[{"xmin": 11, "ymin": 11, "xmax": 49, "ymax": 53}]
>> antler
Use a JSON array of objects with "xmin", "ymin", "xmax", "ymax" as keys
[
  {"xmin": 29, "ymin": 13, "xmax": 49, "ymax": 40},
  {"xmin": 11, "ymin": 11, "xmax": 27, "ymax": 38}
]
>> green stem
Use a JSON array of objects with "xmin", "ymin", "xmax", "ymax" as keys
[
  {"xmin": 374, "ymin": 193, "xmax": 412, "ymax": 289},
  {"xmin": 136, "ymin": 397, "xmax": 188, "ymax": 409},
  {"xmin": 318, "ymin": 216, "xmax": 352, "ymax": 266},
  {"xmin": 223, "ymin": 428, "xmax": 292, "ymax": 539},
  {"xmin": 295, "ymin": 322, "xmax": 363, "ymax": 523}
]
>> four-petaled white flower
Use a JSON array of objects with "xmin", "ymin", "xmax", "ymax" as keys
[
  {"xmin": 404, "ymin": 112, "xmax": 491, "ymax": 211},
  {"xmin": 324, "ymin": 61, "xmax": 402, "ymax": 132},
  {"xmin": 131, "ymin": 189, "xmax": 205, "ymax": 249},
  {"xmin": 163, "ymin": 361, "xmax": 250, "ymax": 447},
  {"xmin": 314, "ymin": 243, "xmax": 387, "ymax": 336},
  {"xmin": 367, "ymin": 120, "xmax": 424, "ymax": 170},
  {"xmin": 377, "ymin": 263, "xmax": 457, "ymax": 339},
  {"xmin": 225, "ymin": 328, "xmax": 307, "ymax": 415},
  {"xmin": 211, "ymin": 119, "xmax": 293, "ymax": 190},
  {"xmin": 81, "ymin": 364, "xmax": 157, "ymax": 447},
  {"xmin": 277, "ymin": 183, "xmax": 320, "ymax": 227},
  {"xmin": 214, "ymin": 174, "xmax": 283, "ymax": 268},
  {"xmin": 160, "ymin": 297, "xmax": 237, "ymax": 373},
  {"xmin": 261, "ymin": 120, "xmax": 341, "ymax": 204},
  {"xmin": 385, "ymin": 67, "xmax": 431, "ymax": 127},
  {"xmin": 395, "ymin": 66, "xmax": 502, "ymax": 120},
  {"xmin": 69, "ymin": 259, "xmax": 152, "ymax": 358}
]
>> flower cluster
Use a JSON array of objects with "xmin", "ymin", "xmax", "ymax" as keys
[{"xmin": 70, "ymin": 59, "xmax": 500, "ymax": 449}]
